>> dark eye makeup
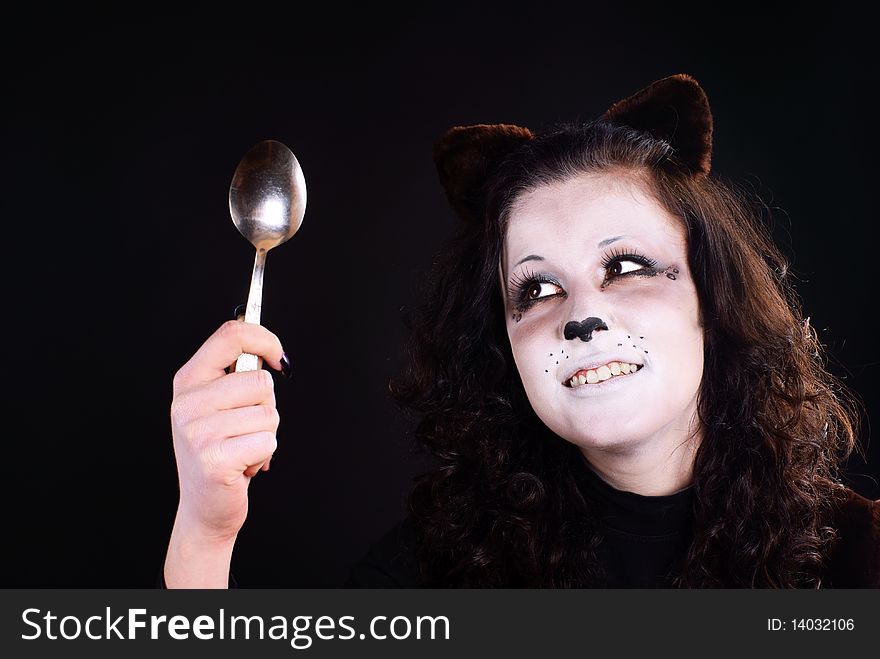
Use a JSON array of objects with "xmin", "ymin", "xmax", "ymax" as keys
[
  {"xmin": 507, "ymin": 247, "xmax": 660, "ymax": 312},
  {"xmin": 599, "ymin": 247, "xmax": 658, "ymax": 278}
]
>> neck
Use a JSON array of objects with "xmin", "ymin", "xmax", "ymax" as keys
[{"xmin": 577, "ymin": 427, "xmax": 702, "ymax": 496}]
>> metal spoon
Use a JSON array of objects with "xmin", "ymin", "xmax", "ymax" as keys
[{"xmin": 229, "ymin": 140, "xmax": 307, "ymax": 372}]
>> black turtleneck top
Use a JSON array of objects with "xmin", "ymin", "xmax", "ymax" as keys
[{"xmin": 570, "ymin": 458, "xmax": 693, "ymax": 587}]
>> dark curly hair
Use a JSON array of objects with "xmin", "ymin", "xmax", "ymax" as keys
[{"xmin": 389, "ymin": 119, "xmax": 862, "ymax": 587}]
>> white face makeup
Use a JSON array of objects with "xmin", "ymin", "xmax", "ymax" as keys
[{"xmin": 502, "ymin": 173, "xmax": 704, "ymax": 472}]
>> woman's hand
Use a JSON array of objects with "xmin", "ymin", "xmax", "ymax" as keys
[{"xmin": 164, "ymin": 319, "xmax": 287, "ymax": 587}]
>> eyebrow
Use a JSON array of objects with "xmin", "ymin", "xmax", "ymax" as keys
[
  {"xmin": 510, "ymin": 236, "xmax": 628, "ymax": 270},
  {"xmin": 597, "ymin": 235, "xmax": 626, "ymax": 248},
  {"xmin": 513, "ymin": 254, "xmax": 545, "ymax": 268}
]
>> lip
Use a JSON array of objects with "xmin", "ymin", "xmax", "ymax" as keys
[{"xmin": 562, "ymin": 356, "xmax": 644, "ymax": 385}]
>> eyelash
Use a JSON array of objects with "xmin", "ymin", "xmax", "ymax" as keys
[{"xmin": 508, "ymin": 248, "xmax": 659, "ymax": 311}]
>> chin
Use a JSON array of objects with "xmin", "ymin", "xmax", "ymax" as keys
[
  {"xmin": 537, "ymin": 417, "xmax": 625, "ymax": 448},
  {"xmin": 537, "ymin": 409, "xmax": 656, "ymax": 452},
  {"xmin": 563, "ymin": 429, "xmax": 645, "ymax": 453}
]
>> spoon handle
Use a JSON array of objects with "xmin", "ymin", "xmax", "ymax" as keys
[{"xmin": 235, "ymin": 248, "xmax": 267, "ymax": 372}]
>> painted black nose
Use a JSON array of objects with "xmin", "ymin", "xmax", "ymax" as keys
[{"xmin": 563, "ymin": 317, "xmax": 608, "ymax": 342}]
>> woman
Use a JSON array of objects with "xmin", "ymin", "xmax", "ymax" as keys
[{"xmin": 163, "ymin": 74, "xmax": 879, "ymax": 588}]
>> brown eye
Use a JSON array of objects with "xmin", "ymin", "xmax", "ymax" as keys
[
  {"xmin": 525, "ymin": 281, "xmax": 561, "ymax": 300},
  {"xmin": 607, "ymin": 259, "xmax": 645, "ymax": 277}
]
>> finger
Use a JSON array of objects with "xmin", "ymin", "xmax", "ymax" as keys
[
  {"xmin": 192, "ymin": 403, "xmax": 280, "ymax": 440},
  {"xmin": 244, "ymin": 460, "xmax": 270, "ymax": 478},
  {"xmin": 178, "ymin": 369, "xmax": 276, "ymax": 416},
  {"xmin": 229, "ymin": 306, "xmax": 291, "ymax": 381},
  {"xmin": 174, "ymin": 320, "xmax": 285, "ymax": 394},
  {"xmin": 255, "ymin": 456, "xmax": 272, "ymax": 474},
  {"xmin": 221, "ymin": 431, "xmax": 277, "ymax": 473}
]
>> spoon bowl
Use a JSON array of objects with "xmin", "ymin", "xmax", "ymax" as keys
[{"xmin": 229, "ymin": 140, "xmax": 307, "ymax": 251}]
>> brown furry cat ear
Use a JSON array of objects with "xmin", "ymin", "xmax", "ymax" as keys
[
  {"xmin": 433, "ymin": 124, "xmax": 534, "ymax": 224},
  {"xmin": 603, "ymin": 73, "xmax": 713, "ymax": 177}
]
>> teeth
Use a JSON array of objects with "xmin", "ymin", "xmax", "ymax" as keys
[{"xmin": 567, "ymin": 362, "xmax": 641, "ymax": 387}]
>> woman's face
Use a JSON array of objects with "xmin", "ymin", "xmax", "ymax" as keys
[{"xmin": 501, "ymin": 172, "xmax": 704, "ymax": 456}]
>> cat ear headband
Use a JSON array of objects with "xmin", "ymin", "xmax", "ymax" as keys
[{"xmin": 433, "ymin": 73, "xmax": 714, "ymax": 224}]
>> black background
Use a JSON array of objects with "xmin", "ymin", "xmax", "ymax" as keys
[{"xmin": 3, "ymin": 3, "xmax": 878, "ymax": 587}]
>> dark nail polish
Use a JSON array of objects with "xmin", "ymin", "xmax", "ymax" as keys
[
  {"xmin": 233, "ymin": 304, "xmax": 246, "ymax": 320},
  {"xmin": 280, "ymin": 351, "xmax": 292, "ymax": 379}
]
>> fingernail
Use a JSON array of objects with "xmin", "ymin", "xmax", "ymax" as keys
[
  {"xmin": 280, "ymin": 351, "xmax": 292, "ymax": 379},
  {"xmin": 233, "ymin": 304, "xmax": 246, "ymax": 320}
]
